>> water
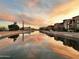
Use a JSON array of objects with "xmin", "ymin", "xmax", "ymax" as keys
[{"xmin": 0, "ymin": 31, "xmax": 79, "ymax": 59}]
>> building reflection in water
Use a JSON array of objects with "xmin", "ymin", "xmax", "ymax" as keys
[
  {"xmin": 8, "ymin": 31, "xmax": 32, "ymax": 42},
  {"xmin": 0, "ymin": 31, "xmax": 79, "ymax": 59},
  {"xmin": 39, "ymin": 30, "xmax": 79, "ymax": 51},
  {"xmin": 54, "ymin": 36, "xmax": 79, "ymax": 51}
]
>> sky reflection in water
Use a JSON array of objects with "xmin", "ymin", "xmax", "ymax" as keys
[{"xmin": 0, "ymin": 31, "xmax": 79, "ymax": 59}]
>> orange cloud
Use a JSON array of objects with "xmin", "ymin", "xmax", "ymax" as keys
[
  {"xmin": 29, "ymin": 17, "xmax": 47, "ymax": 26},
  {"xmin": 0, "ymin": 13, "xmax": 16, "ymax": 22},
  {"xmin": 0, "ymin": 13, "xmax": 47, "ymax": 27},
  {"xmin": 48, "ymin": 0, "xmax": 79, "ymax": 25},
  {"xmin": 17, "ymin": 14, "xmax": 48, "ymax": 27},
  {"xmin": 27, "ymin": 0, "xmax": 39, "ymax": 8},
  {"xmin": 49, "ymin": 0, "xmax": 79, "ymax": 17}
]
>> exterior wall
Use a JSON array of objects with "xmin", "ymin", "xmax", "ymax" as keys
[
  {"xmin": 63, "ymin": 20, "xmax": 69, "ymax": 31},
  {"xmin": 76, "ymin": 24, "xmax": 79, "ymax": 30},
  {"xmin": 73, "ymin": 16, "xmax": 79, "ymax": 31},
  {"xmin": 76, "ymin": 19, "xmax": 79, "ymax": 30},
  {"xmin": 53, "ymin": 23, "xmax": 65, "ymax": 31},
  {"xmin": 67, "ymin": 19, "xmax": 72, "ymax": 32}
]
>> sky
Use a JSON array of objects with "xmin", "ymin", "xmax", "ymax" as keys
[
  {"xmin": 0, "ymin": 1, "xmax": 79, "ymax": 58},
  {"xmin": 0, "ymin": 0, "xmax": 79, "ymax": 27}
]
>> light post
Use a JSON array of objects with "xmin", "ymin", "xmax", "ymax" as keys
[{"xmin": 18, "ymin": 15, "xmax": 24, "ymax": 41}]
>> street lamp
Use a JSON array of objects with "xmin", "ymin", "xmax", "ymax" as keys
[{"xmin": 18, "ymin": 14, "xmax": 25, "ymax": 41}]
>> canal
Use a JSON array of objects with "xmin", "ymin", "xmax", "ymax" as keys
[{"xmin": 0, "ymin": 31, "xmax": 79, "ymax": 59}]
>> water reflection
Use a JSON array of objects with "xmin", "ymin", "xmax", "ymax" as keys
[
  {"xmin": 6, "ymin": 31, "xmax": 79, "ymax": 52},
  {"xmin": 54, "ymin": 37, "xmax": 79, "ymax": 51},
  {"xmin": 0, "ymin": 31, "xmax": 79, "ymax": 59},
  {"xmin": 39, "ymin": 30, "xmax": 79, "ymax": 51},
  {"xmin": 0, "ymin": 31, "xmax": 66, "ymax": 59},
  {"xmin": 7, "ymin": 30, "xmax": 32, "ymax": 42},
  {"xmin": 8, "ymin": 34, "xmax": 19, "ymax": 42}
]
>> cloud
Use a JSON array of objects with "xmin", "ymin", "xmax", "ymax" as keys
[
  {"xmin": 27, "ymin": 0, "xmax": 39, "ymax": 8},
  {"xmin": 17, "ymin": 14, "xmax": 47, "ymax": 26},
  {"xmin": 49, "ymin": 0, "xmax": 79, "ymax": 17},
  {"xmin": 0, "ymin": 13, "xmax": 16, "ymax": 22},
  {"xmin": 0, "ymin": 0, "xmax": 70, "ymax": 25},
  {"xmin": 0, "ymin": 0, "xmax": 69, "ymax": 14},
  {"xmin": 48, "ymin": 0, "xmax": 79, "ymax": 24}
]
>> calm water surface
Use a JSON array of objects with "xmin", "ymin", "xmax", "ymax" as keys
[{"xmin": 0, "ymin": 31, "xmax": 79, "ymax": 59}]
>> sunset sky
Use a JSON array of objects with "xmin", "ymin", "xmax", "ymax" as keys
[
  {"xmin": 0, "ymin": 0, "xmax": 79, "ymax": 58},
  {"xmin": 0, "ymin": 0, "xmax": 79, "ymax": 27}
]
